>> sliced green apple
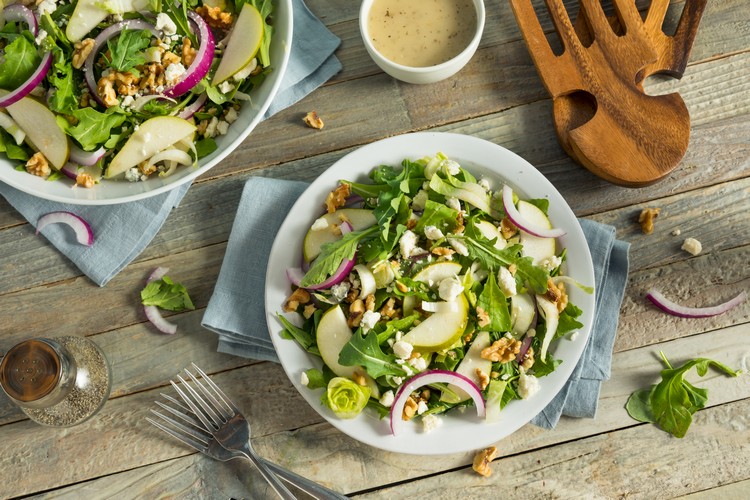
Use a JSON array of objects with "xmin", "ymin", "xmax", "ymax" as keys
[
  {"xmin": 6, "ymin": 95, "xmax": 69, "ymax": 170},
  {"xmin": 66, "ymin": 0, "xmax": 150, "ymax": 42},
  {"xmin": 105, "ymin": 116, "xmax": 196, "ymax": 178},
  {"xmin": 474, "ymin": 220, "xmax": 507, "ymax": 250},
  {"xmin": 510, "ymin": 293, "xmax": 536, "ymax": 336},
  {"xmin": 441, "ymin": 330, "xmax": 492, "ymax": 403},
  {"xmin": 316, "ymin": 305, "xmax": 379, "ymax": 397},
  {"xmin": 536, "ymin": 295, "xmax": 559, "ymax": 360},
  {"xmin": 401, "ymin": 294, "xmax": 469, "ymax": 352},
  {"xmin": 303, "ymin": 208, "xmax": 376, "ymax": 262},
  {"xmin": 402, "ymin": 261, "xmax": 463, "ymax": 316},
  {"xmin": 212, "ymin": 3, "xmax": 264, "ymax": 84},
  {"xmin": 518, "ymin": 200, "xmax": 556, "ymax": 265}
]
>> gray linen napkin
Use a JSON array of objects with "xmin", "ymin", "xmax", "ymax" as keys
[
  {"xmin": 0, "ymin": 0, "xmax": 341, "ymax": 287},
  {"xmin": 202, "ymin": 178, "xmax": 631, "ymax": 427}
]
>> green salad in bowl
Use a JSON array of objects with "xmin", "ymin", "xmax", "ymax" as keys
[
  {"xmin": 0, "ymin": 0, "xmax": 291, "ymax": 204},
  {"xmin": 266, "ymin": 133, "xmax": 596, "ymax": 455}
]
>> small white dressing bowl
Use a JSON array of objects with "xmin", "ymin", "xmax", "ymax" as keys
[{"xmin": 359, "ymin": 0, "xmax": 485, "ymax": 84}]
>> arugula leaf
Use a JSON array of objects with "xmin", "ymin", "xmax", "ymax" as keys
[
  {"xmin": 300, "ymin": 226, "xmax": 378, "ymax": 287},
  {"xmin": 140, "ymin": 276, "xmax": 195, "ymax": 311},
  {"xmin": 555, "ymin": 303, "xmax": 584, "ymax": 338},
  {"xmin": 0, "ymin": 129, "xmax": 30, "ymax": 161},
  {"xmin": 476, "ymin": 272, "xmax": 511, "ymax": 332},
  {"xmin": 375, "ymin": 314, "xmax": 419, "ymax": 345},
  {"xmin": 251, "ymin": 0, "xmax": 275, "ymax": 67},
  {"xmin": 463, "ymin": 236, "xmax": 549, "ymax": 295},
  {"xmin": 413, "ymin": 199, "xmax": 459, "ymax": 235},
  {"xmin": 105, "ymin": 29, "xmax": 152, "ymax": 73},
  {"xmin": 58, "ymin": 107, "xmax": 127, "ymax": 151},
  {"xmin": 276, "ymin": 313, "xmax": 318, "ymax": 354},
  {"xmin": 338, "ymin": 330, "xmax": 409, "ymax": 379},
  {"xmin": 0, "ymin": 34, "xmax": 41, "ymax": 89},
  {"xmin": 303, "ymin": 368, "xmax": 327, "ymax": 389},
  {"xmin": 47, "ymin": 46, "xmax": 78, "ymax": 114},
  {"xmin": 626, "ymin": 352, "xmax": 743, "ymax": 438}
]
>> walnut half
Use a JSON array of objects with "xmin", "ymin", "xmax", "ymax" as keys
[{"xmin": 472, "ymin": 446, "xmax": 499, "ymax": 477}]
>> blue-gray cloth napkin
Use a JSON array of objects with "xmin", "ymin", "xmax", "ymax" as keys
[
  {"xmin": 202, "ymin": 178, "xmax": 631, "ymax": 428},
  {"xmin": 0, "ymin": 0, "xmax": 341, "ymax": 287}
]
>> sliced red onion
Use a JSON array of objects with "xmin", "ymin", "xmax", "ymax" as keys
[
  {"xmin": 292, "ymin": 256, "xmax": 356, "ymax": 291},
  {"xmin": 61, "ymin": 162, "xmax": 79, "ymax": 180},
  {"xmin": 176, "ymin": 92, "xmax": 207, "ymax": 119},
  {"xmin": 4, "ymin": 4, "xmax": 37, "ymax": 36},
  {"xmin": 130, "ymin": 94, "xmax": 176, "ymax": 111},
  {"xmin": 516, "ymin": 336, "xmax": 533, "ymax": 364},
  {"xmin": 420, "ymin": 301, "xmax": 459, "ymax": 313},
  {"xmin": 69, "ymin": 144, "xmax": 105, "ymax": 166},
  {"xmin": 147, "ymin": 266, "xmax": 170, "ymax": 283},
  {"xmin": 502, "ymin": 185, "xmax": 566, "ymax": 239},
  {"xmin": 390, "ymin": 370, "xmax": 486, "ymax": 435},
  {"xmin": 144, "ymin": 305, "xmax": 177, "ymax": 334},
  {"xmin": 36, "ymin": 211, "xmax": 94, "ymax": 246},
  {"xmin": 0, "ymin": 51, "xmax": 52, "ymax": 107},
  {"xmin": 646, "ymin": 289, "xmax": 747, "ymax": 318},
  {"xmin": 162, "ymin": 12, "xmax": 214, "ymax": 98},
  {"xmin": 339, "ymin": 220, "xmax": 354, "ymax": 234},
  {"xmin": 83, "ymin": 19, "xmax": 160, "ymax": 107}
]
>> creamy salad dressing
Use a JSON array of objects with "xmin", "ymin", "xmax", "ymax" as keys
[{"xmin": 367, "ymin": 0, "xmax": 477, "ymax": 68}]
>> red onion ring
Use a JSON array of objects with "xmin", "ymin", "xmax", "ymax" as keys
[
  {"xmin": 147, "ymin": 266, "xmax": 170, "ymax": 283},
  {"xmin": 502, "ymin": 185, "xmax": 566, "ymax": 239},
  {"xmin": 162, "ymin": 12, "xmax": 214, "ymax": 98},
  {"xmin": 646, "ymin": 289, "xmax": 747, "ymax": 318},
  {"xmin": 83, "ymin": 19, "xmax": 160, "ymax": 107},
  {"xmin": 69, "ymin": 144, "xmax": 106, "ymax": 166},
  {"xmin": 0, "ymin": 51, "xmax": 52, "ymax": 107},
  {"xmin": 61, "ymin": 162, "xmax": 79, "ymax": 180},
  {"xmin": 144, "ymin": 305, "xmax": 177, "ymax": 334},
  {"xmin": 176, "ymin": 92, "xmax": 207, "ymax": 119},
  {"xmin": 36, "ymin": 211, "xmax": 94, "ymax": 246},
  {"xmin": 3, "ymin": 4, "xmax": 38, "ymax": 36},
  {"xmin": 515, "ymin": 336, "xmax": 533, "ymax": 364},
  {"xmin": 389, "ymin": 370, "xmax": 486, "ymax": 435}
]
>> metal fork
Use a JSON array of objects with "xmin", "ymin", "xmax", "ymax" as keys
[
  {"xmin": 148, "ymin": 393, "xmax": 348, "ymax": 499},
  {"xmin": 148, "ymin": 364, "xmax": 347, "ymax": 499}
]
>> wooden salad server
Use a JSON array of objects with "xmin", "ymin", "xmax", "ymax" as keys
[{"xmin": 509, "ymin": 0, "xmax": 703, "ymax": 187}]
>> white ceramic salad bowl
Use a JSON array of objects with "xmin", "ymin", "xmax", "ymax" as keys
[
  {"xmin": 265, "ymin": 132, "xmax": 596, "ymax": 455},
  {"xmin": 0, "ymin": 0, "xmax": 292, "ymax": 205}
]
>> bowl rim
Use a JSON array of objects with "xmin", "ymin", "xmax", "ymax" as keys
[
  {"xmin": 0, "ymin": 0, "xmax": 294, "ymax": 206},
  {"xmin": 359, "ymin": 0, "xmax": 486, "ymax": 74}
]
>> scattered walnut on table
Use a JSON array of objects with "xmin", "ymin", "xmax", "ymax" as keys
[
  {"xmin": 638, "ymin": 207, "xmax": 661, "ymax": 234},
  {"xmin": 303, "ymin": 111, "xmax": 325, "ymax": 130},
  {"xmin": 472, "ymin": 446, "xmax": 499, "ymax": 477}
]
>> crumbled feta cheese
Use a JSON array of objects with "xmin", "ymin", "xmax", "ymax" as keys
[
  {"xmin": 392, "ymin": 340, "xmax": 414, "ymax": 360},
  {"xmin": 311, "ymin": 217, "xmax": 328, "ymax": 231},
  {"xmin": 438, "ymin": 276, "xmax": 464, "ymax": 302},
  {"xmin": 445, "ymin": 197, "xmax": 461, "ymax": 212},
  {"xmin": 300, "ymin": 371, "xmax": 309, "ymax": 387},
  {"xmin": 408, "ymin": 356, "xmax": 428, "ymax": 372},
  {"xmin": 204, "ymin": 116, "xmax": 219, "ymax": 138},
  {"xmin": 120, "ymin": 95, "xmax": 135, "ymax": 108},
  {"xmin": 497, "ymin": 266, "xmax": 517, "ymax": 297},
  {"xmin": 422, "ymin": 414, "xmax": 442, "ymax": 433},
  {"xmin": 125, "ymin": 167, "xmax": 145, "ymax": 182},
  {"xmin": 218, "ymin": 81, "xmax": 235, "ymax": 94},
  {"xmin": 399, "ymin": 230, "xmax": 418, "ymax": 259},
  {"xmin": 424, "ymin": 225, "xmax": 444, "ymax": 240},
  {"xmin": 681, "ymin": 237, "xmax": 702, "ymax": 256},
  {"xmin": 441, "ymin": 159, "xmax": 461, "ymax": 176},
  {"xmin": 500, "ymin": 373, "xmax": 510, "ymax": 381},
  {"xmin": 392, "ymin": 376, "xmax": 404, "ymax": 385},
  {"xmin": 216, "ymin": 120, "xmax": 229, "ymax": 136},
  {"xmin": 540, "ymin": 255, "xmax": 562, "ymax": 271},
  {"xmin": 417, "ymin": 400, "xmax": 429, "ymax": 415},
  {"xmin": 412, "ymin": 189, "xmax": 429, "ymax": 211},
  {"xmin": 224, "ymin": 107, "xmax": 239, "ymax": 124},
  {"xmin": 569, "ymin": 331, "xmax": 579, "ymax": 341},
  {"xmin": 36, "ymin": 0, "xmax": 56, "ymax": 17},
  {"xmin": 233, "ymin": 58, "xmax": 258, "ymax": 81},
  {"xmin": 447, "ymin": 238, "xmax": 469, "ymax": 256},
  {"xmin": 34, "ymin": 29, "xmax": 48, "ymax": 45},
  {"xmin": 330, "ymin": 282, "xmax": 350, "ymax": 302},
  {"xmin": 478, "ymin": 178, "xmax": 491, "ymax": 191},
  {"xmin": 518, "ymin": 370, "xmax": 541, "ymax": 399},
  {"xmin": 156, "ymin": 13, "xmax": 177, "ymax": 36},
  {"xmin": 360, "ymin": 310, "xmax": 381, "ymax": 332},
  {"xmin": 164, "ymin": 63, "xmax": 186, "ymax": 84},
  {"xmin": 671, "ymin": 228, "xmax": 681, "ymax": 236},
  {"xmin": 380, "ymin": 390, "xmax": 395, "ymax": 408}
]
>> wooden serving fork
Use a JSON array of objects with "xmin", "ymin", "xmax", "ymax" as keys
[{"xmin": 510, "ymin": 0, "xmax": 704, "ymax": 187}]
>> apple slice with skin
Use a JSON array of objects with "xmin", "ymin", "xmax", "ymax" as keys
[
  {"xmin": 303, "ymin": 208, "xmax": 376, "ymax": 262},
  {"xmin": 401, "ymin": 293, "xmax": 469, "ymax": 352},
  {"xmin": 105, "ymin": 116, "xmax": 196, "ymax": 178},
  {"xmin": 212, "ymin": 3, "xmax": 264, "ymax": 84},
  {"xmin": 402, "ymin": 261, "xmax": 462, "ymax": 316},
  {"xmin": 518, "ymin": 200, "xmax": 556, "ymax": 265},
  {"xmin": 5, "ymin": 95, "xmax": 69, "ymax": 170},
  {"xmin": 441, "ymin": 330, "xmax": 492, "ymax": 403},
  {"xmin": 316, "ymin": 305, "xmax": 379, "ymax": 397},
  {"xmin": 66, "ymin": 0, "xmax": 150, "ymax": 42}
]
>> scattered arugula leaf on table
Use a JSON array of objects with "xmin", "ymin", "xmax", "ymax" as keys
[
  {"xmin": 141, "ymin": 276, "xmax": 195, "ymax": 311},
  {"xmin": 626, "ymin": 351, "xmax": 743, "ymax": 438}
]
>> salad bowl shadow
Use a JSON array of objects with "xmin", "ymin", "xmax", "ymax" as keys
[
  {"xmin": 0, "ymin": 0, "xmax": 292, "ymax": 205},
  {"xmin": 265, "ymin": 132, "xmax": 596, "ymax": 456}
]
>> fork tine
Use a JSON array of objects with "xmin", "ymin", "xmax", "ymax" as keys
[
  {"xmin": 191, "ymin": 363, "xmax": 240, "ymax": 414},
  {"xmin": 184, "ymin": 367, "xmax": 233, "ymax": 419},
  {"xmin": 147, "ymin": 411, "xmax": 209, "ymax": 453},
  {"xmin": 178, "ymin": 373, "xmax": 226, "ymax": 425},
  {"xmin": 170, "ymin": 378, "xmax": 219, "ymax": 431},
  {"xmin": 156, "ymin": 396, "xmax": 205, "ymax": 430}
]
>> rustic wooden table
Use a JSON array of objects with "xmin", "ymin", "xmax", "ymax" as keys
[{"xmin": 1, "ymin": 0, "xmax": 748, "ymax": 498}]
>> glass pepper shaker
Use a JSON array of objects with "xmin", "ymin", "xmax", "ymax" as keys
[{"xmin": 0, "ymin": 336, "xmax": 112, "ymax": 427}]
